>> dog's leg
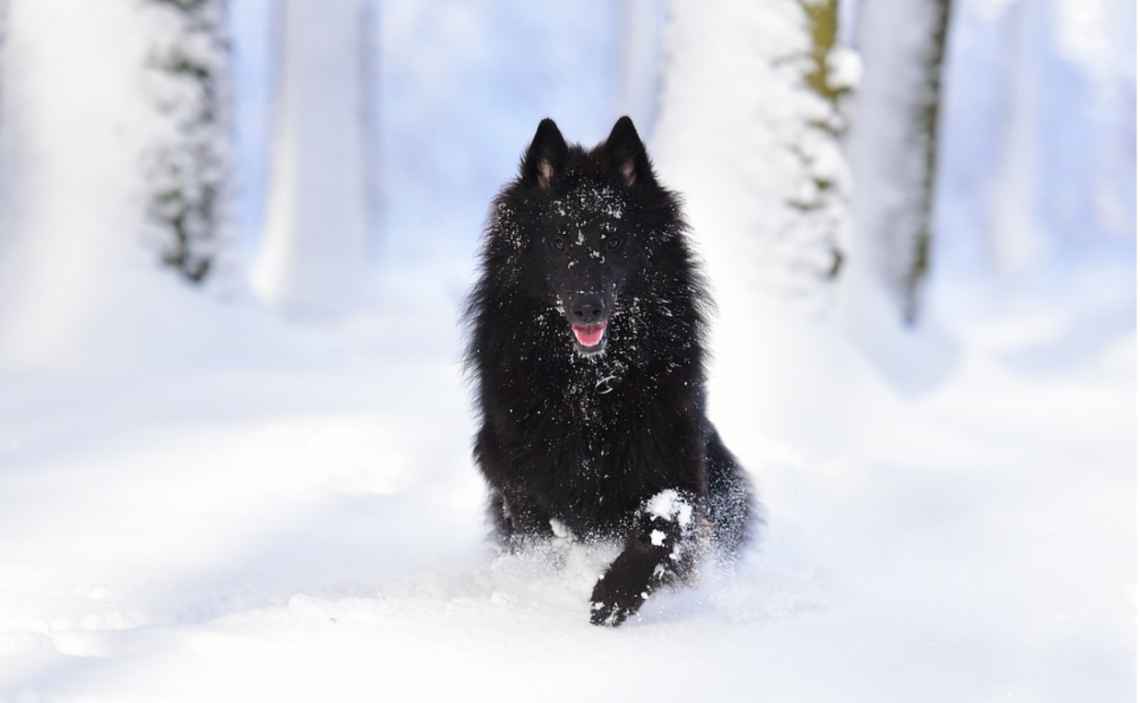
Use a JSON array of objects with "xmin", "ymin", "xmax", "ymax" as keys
[
  {"xmin": 589, "ymin": 489, "xmax": 702, "ymax": 626},
  {"xmin": 705, "ymin": 425, "xmax": 758, "ymax": 557},
  {"xmin": 487, "ymin": 490, "xmax": 516, "ymax": 544},
  {"xmin": 478, "ymin": 425, "xmax": 555, "ymax": 548},
  {"xmin": 488, "ymin": 488, "xmax": 557, "ymax": 551}
]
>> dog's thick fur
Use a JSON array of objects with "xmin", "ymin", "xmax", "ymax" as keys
[{"xmin": 465, "ymin": 116, "xmax": 755, "ymax": 626}]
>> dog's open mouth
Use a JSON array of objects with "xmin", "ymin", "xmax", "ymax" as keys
[{"xmin": 570, "ymin": 321, "xmax": 607, "ymax": 352}]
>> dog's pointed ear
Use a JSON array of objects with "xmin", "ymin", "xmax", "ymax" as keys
[
  {"xmin": 522, "ymin": 118, "xmax": 568, "ymax": 190},
  {"xmin": 603, "ymin": 116, "xmax": 652, "ymax": 187}
]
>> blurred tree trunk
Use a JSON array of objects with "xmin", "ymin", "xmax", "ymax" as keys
[
  {"xmin": 848, "ymin": 0, "xmax": 952, "ymax": 326},
  {"xmin": 0, "ymin": 0, "xmax": 7, "ymax": 137},
  {"xmin": 251, "ymin": 0, "xmax": 374, "ymax": 315},
  {"xmin": 617, "ymin": 0, "xmax": 665, "ymax": 140},
  {"xmin": 142, "ymin": 0, "xmax": 234, "ymax": 285},
  {"xmin": 651, "ymin": 1, "xmax": 860, "ymax": 448},
  {"xmin": 794, "ymin": 0, "xmax": 857, "ymax": 284},
  {"xmin": 910, "ymin": 0, "xmax": 951, "ymax": 324},
  {"xmin": 653, "ymin": 1, "xmax": 853, "ymax": 311},
  {"xmin": 361, "ymin": 0, "xmax": 382, "ymax": 260}
]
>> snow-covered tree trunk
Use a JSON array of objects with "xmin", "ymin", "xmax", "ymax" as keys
[
  {"xmin": 652, "ymin": 1, "xmax": 858, "ymax": 448},
  {"xmin": 0, "ymin": 1, "xmax": 155, "ymax": 365},
  {"xmin": 616, "ymin": 0, "xmax": 665, "ymax": 140},
  {"xmin": 847, "ymin": 0, "xmax": 952, "ymax": 325},
  {"xmin": 796, "ymin": 0, "xmax": 857, "ymax": 283},
  {"xmin": 0, "ymin": 0, "xmax": 7, "ymax": 76},
  {"xmin": 0, "ymin": 0, "xmax": 7, "ymax": 138},
  {"xmin": 251, "ymin": 0, "xmax": 374, "ymax": 314},
  {"xmin": 988, "ymin": 0, "xmax": 1045, "ymax": 275},
  {"xmin": 655, "ymin": 1, "xmax": 851, "ymax": 311},
  {"xmin": 141, "ymin": 0, "xmax": 234, "ymax": 285}
]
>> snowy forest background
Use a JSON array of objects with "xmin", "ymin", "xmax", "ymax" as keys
[{"xmin": 0, "ymin": 1, "xmax": 1135, "ymax": 701}]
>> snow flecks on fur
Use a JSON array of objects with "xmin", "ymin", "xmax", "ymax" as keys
[
  {"xmin": 492, "ymin": 201, "xmax": 525, "ymax": 254},
  {"xmin": 645, "ymin": 489, "xmax": 693, "ymax": 528},
  {"xmin": 549, "ymin": 518, "xmax": 572, "ymax": 539},
  {"xmin": 551, "ymin": 183, "xmax": 626, "ymax": 225},
  {"xmin": 468, "ymin": 121, "xmax": 749, "ymax": 629},
  {"xmin": 594, "ymin": 373, "xmax": 618, "ymax": 394}
]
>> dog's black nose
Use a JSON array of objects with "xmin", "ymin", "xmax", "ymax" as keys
[{"xmin": 570, "ymin": 295, "xmax": 606, "ymax": 324}]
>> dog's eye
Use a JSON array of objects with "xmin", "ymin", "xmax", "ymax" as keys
[
  {"xmin": 607, "ymin": 236, "xmax": 622, "ymax": 251},
  {"xmin": 550, "ymin": 237, "xmax": 566, "ymax": 251}
]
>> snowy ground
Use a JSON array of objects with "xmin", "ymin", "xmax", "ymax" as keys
[
  {"xmin": 0, "ymin": 254, "xmax": 1133, "ymax": 701},
  {"xmin": 0, "ymin": 1, "xmax": 1134, "ymax": 700}
]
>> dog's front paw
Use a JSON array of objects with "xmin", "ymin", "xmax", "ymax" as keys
[
  {"xmin": 589, "ymin": 578, "xmax": 646, "ymax": 627},
  {"xmin": 588, "ymin": 551, "xmax": 655, "ymax": 627}
]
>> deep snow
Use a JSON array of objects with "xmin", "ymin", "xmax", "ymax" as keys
[
  {"xmin": 0, "ymin": 0, "xmax": 1135, "ymax": 701},
  {"xmin": 0, "ymin": 255, "xmax": 1132, "ymax": 702}
]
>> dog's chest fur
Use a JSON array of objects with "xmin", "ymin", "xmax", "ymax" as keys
[{"xmin": 494, "ymin": 348, "xmax": 680, "ymax": 533}]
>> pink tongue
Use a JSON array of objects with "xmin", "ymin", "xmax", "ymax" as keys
[{"xmin": 572, "ymin": 323, "xmax": 606, "ymax": 347}]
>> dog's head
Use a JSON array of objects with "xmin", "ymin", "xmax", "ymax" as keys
[{"xmin": 510, "ymin": 116, "xmax": 672, "ymax": 356}]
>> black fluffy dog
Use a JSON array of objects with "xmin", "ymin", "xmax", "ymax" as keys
[{"xmin": 465, "ymin": 116, "xmax": 755, "ymax": 626}]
